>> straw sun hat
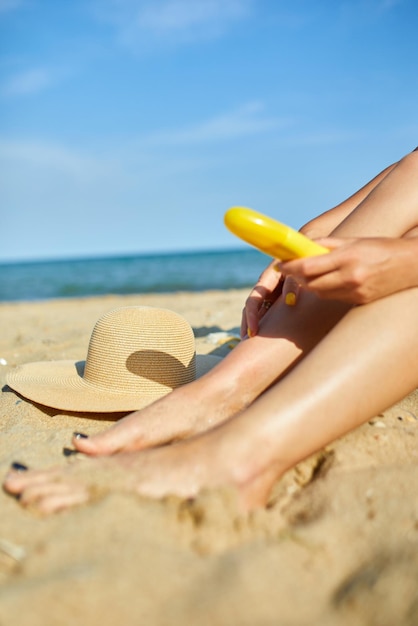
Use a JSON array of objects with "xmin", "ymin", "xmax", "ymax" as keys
[{"xmin": 7, "ymin": 306, "xmax": 222, "ymax": 413}]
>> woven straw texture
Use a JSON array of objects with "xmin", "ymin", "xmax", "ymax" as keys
[{"xmin": 7, "ymin": 307, "xmax": 220, "ymax": 412}]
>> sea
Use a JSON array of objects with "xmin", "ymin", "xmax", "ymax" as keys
[{"xmin": 0, "ymin": 248, "xmax": 270, "ymax": 303}]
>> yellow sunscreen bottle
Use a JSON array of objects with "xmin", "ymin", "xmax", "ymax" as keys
[{"xmin": 224, "ymin": 207, "xmax": 328, "ymax": 261}]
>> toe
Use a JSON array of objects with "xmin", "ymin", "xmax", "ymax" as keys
[
  {"xmin": 36, "ymin": 490, "xmax": 90, "ymax": 514},
  {"xmin": 20, "ymin": 482, "xmax": 90, "ymax": 513},
  {"xmin": 73, "ymin": 425, "xmax": 136, "ymax": 456},
  {"xmin": 3, "ymin": 468, "xmax": 50, "ymax": 494}
]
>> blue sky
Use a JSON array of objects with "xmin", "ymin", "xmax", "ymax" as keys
[{"xmin": 1, "ymin": 0, "xmax": 417, "ymax": 262}]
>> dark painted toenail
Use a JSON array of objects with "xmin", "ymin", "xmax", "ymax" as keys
[
  {"xmin": 73, "ymin": 432, "xmax": 88, "ymax": 439},
  {"xmin": 63, "ymin": 447, "xmax": 80, "ymax": 457},
  {"xmin": 11, "ymin": 462, "xmax": 28, "ymax": 472}
]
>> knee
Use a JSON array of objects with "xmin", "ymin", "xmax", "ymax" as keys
[{"xmin": 399, "ymin": 149, "xmax": 418, "ymax": 173}]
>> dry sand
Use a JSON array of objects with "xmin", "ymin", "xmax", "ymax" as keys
[{"xmin": 0, "ymin": 290, "xmax": 417, "ymax": 626}]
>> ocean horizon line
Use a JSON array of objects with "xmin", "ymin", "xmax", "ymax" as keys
[
  {"xmin": 0, "ymin": 247, "xmax": 270, "ymax": 303},
  {"xmin": 0, "ymin": 245, "xmax": 248, "ymax": 268}
]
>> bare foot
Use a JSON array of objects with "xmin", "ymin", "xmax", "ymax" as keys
[
  {"xmin": 72, "ymin": 375, "xmax": 250, "ymax": 457},
  {"xmin": 3, "ymin": 429, "xmax": 281, "ymax": 514}
]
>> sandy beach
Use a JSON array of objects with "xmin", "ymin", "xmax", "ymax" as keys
[{"xmin": 1, "ymin": 290, "xmax": 417, "ymax": 626}]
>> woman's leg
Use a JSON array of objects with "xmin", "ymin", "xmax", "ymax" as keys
[
  {"xmin": 74, "ymin": 152, "xmax": 418, "ymax": 457},
  {"xmin": 5, "ymin": 286, "xmax": 418, "ymax": 514},
  {"xmin": 73, "ymin": 293, "xmax": 350, "ymax": 455}
]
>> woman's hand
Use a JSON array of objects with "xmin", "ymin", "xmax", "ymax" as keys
[
  {"xmin": 240, "ymin": 261, "xmax": 282, "ymax": 338},
  {"xmin": 240, "ymin": 262, "xmax": 300, "ymax": 337},
  {"xmin": 279, "ymin": 236, "xmax": 418, "ymax": 304}
]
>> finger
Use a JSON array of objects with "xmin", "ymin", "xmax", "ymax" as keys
[
  {"xmin": 241, "ymin": 267, "xmax": 283, "ymax": 338},
  {"xmin": 281, "ymin": 276, "xmax": 300, "ymax": 307},
  {"xmin": 304, "ymin": 272, "xmax": 369, "ymax": 303},
  {"xmin": 251, "ymin": 274, "xmax": 285, "ymax": 333},
  {"xmin": 240, "ymin": 292, "xmax": 261, "ymax": 337},
  {"xmin": 297, "ymin": 264, "xmax": 368, "ymax": 303},
  {"xmin": 240, "ymin": 306, "xmax": 248, "ymax": 338},
  {"xmin": 281, "ymin": 251, "xmax": 341, "ymax": 281},
  {"xmin": 243, "ymin": 292, "xmax": 265, "ymax": 338},
  {"xmin": 278, "ymin": 238, "xmax": 356, "ymax": 280}
]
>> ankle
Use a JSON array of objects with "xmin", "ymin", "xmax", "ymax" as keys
[{"xmin": 210, "ymin": 425, "xmax": 282, "ymax": 493}]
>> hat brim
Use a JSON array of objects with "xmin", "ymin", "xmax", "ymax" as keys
[{"xmin": 6, "ymin": 354, "xmax": 221, "ymax": 413}]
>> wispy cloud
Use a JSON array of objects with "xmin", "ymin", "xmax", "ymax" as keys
[
  {"xmin": 1, "ymin": 68, "xmax": 53, "ymax": 97},
  {"xmin": 0, "ymin": 103, "xmax": 280, "ymax": 179},
  {"xmin": 93, "ymin": 0, "xmax": 255, "ymax": 50},
  {"xmin": 144, "ymin": 102, "xmax": 291, "ymax": 146},
  {"xmin": 0, "ymin": 139, "xmax": 116, "ymax": 179},
  {"xmin": 0, "ymin": 0, "xmax": 23, "ymax": 13}
]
